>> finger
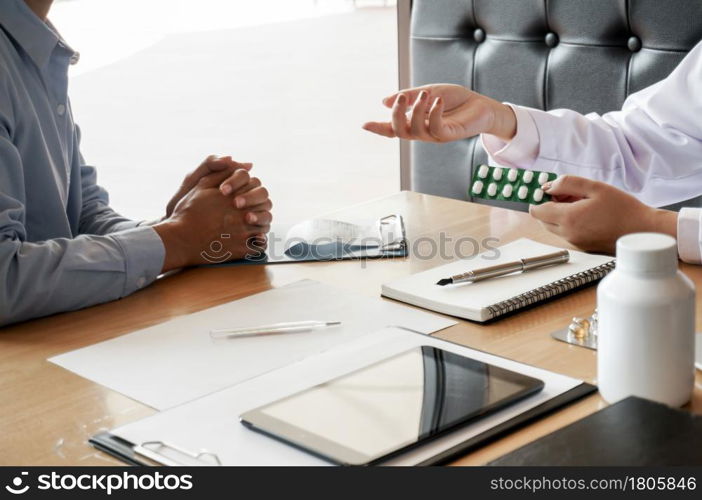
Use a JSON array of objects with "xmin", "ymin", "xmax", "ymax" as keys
[
  {"xmin": 218, "ymin": 169, "xmax": 252, "ymax": 195},
  {"xmin": 202, "ymin": 154, "xmax": 232, "ymax": 171},
  {"xmin": 195, "ymin": 168, "xmax": 238, "ymax": 190},
  {"xmin": 536, "ymin": 219, "xmax": 566, "ymax": 237},
  {"xmin": 226, "ymin": 160, "xmax": 253, "ymax": 171},
  {"xmin": 542, "ymin": 175, "xmax": 599, "ymax": 199},
  {"xmin": 427, "ymin": 97, "xmax": 447, "ymax": 141},
  {"xmin": 382, "ymin": 86, "xmax": 430, "ymax": 108},
  {"xmin": 528, "ymin": 201, "xmax": 564, "ymax": 226},
  {"xmin": 362, "ymin": 122, "xmax": 396, "ymax": 138},
  {"xmin": 391, "ymin": 94, "xmax": 411, "ymax": 139},
  {"xmin": 246, "ymin": 225, "xmax": 271, "ymax": 236},
  {"xmin": 551, "ymin": 194, "xmax": 584, "ymax": 203},
  {"xmin": 232, "ymin": 177, "xmax": 262, "ymax": 197},
  {"xmin": 234, "ymin": 186, "xmax": 269, "ymax": 209},
  {"xmin": 195, "ymin": 155, "xmax": 232, "ymax": 175},
  {"xmin": 180, "ymin": 155, "xmax": 232, "ymax": 192},
  {"xmin": 246, "ymin": 199, "xmax": 273, "ymax": 213},
  {"xmin": 539, "ymin": 220, "xmax": 560, "ymax": 231},
  {"xmin": 220, "ymin": 156, "xmax": 253, "ymax": 171},
  {"xmin": 172, "ymin": 156, "xmax": 234, "ymax": 210},
  {"xmin": 246, "ymin": 210, "xmax": 273, "ymax": 226},
  {"xmin": 409, "ymin": 91, "xmax": 433, "ymax": 140}
]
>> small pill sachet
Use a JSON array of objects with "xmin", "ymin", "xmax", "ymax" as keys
[{"xmin": 469, "ymin": 164, "xmax": 557, "ymax": 205}]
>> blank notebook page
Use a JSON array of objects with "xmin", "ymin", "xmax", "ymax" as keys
[{"xmin": 382, "ymin": 238, "xmax": 613, "ymax": 322}]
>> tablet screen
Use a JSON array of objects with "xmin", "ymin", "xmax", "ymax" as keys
[{"xmin": 240, "ymin": 346, "xmax": 544, "ymax": 465}]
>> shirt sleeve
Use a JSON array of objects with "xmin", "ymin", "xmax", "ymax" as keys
[
  {"xmin": 0, "ymin": 132, "xmax": 165, "ymax": 326},
  {"xmin": 481, "ymin": 104, "xmax": 540, "ymax": 169},
  {"xmin": 677, "ymin": 208, "xmax": 702, "ymax": 264},
  {"xmin": 499, "ymin": 41, "xmax": 702, "ymax": 209},
  {"xmin": 481, "ymin": 42, "xmax": 702, "ymax": 264}
]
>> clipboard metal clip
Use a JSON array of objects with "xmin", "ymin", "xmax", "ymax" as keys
[
  {"xmin": 378, "ymin": 214, "xmax": 407, "ymax": 252},
  {"xmin": 138, "ymin": 440, "xmax": 222, "ymax": 466}
]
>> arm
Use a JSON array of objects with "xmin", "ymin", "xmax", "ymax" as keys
[
  {"xmin": 485, "ymin": 43, "xmax": 702, "ymax": 208},
  {"xmin": 365, "ymin": 42, "xmax": 702, "ymax": 208},
  {"xmin": 527, "ymin": 175, "xmax": 702, "ymax": 262},
  {"xmin": 363, "ymin": 43, "xmax": 702, "ymax": 261},
  {"xmin": 0, "ymin": 134, "xmax": 165, "ymax": 326},
  {"xmin": 78, "ymin": 147, "xmax": 271, "ymax": 236},
  {"xmin": 78, "ymin": 162, "xmax": 144, "ymax": 234}
]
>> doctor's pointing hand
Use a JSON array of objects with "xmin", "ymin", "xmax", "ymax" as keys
[{"xmin": 364, "ymin": 41, "xmax": 702, "ymax": 262}]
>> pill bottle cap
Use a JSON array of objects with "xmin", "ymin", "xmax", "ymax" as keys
[{"xmin": 616, "ymin": 233, "xmax": 678, "ymax": 275}]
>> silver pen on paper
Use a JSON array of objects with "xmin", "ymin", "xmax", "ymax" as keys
[
  {"xmin": 436, "ymin": 250, "xmax": 570, "ymax": 286},
  {"xmin": 210, "ymin": 320, "xmax": 342, "ymax": 339}
]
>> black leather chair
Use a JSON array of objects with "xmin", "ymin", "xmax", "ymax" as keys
[{"xmin": 410, "ymin": 0, "xmax": 702, "ymax": 211}]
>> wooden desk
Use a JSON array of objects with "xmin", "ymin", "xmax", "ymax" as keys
[{"xmin": 1, "ymin": 191, "xmax": 700, "ymax": 466}]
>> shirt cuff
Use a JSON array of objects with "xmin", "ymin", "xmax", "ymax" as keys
[
  {"xmin": 677, "ymin": 207, "xmax": 702, "ymax": 264},
  {"xmin": 110, "ymin": 226, "xmax": 165, "ymax": 296},
  {"xmin": 480, "ymin": 103, "xmax": 540, "ymax": 168},
  {"xmin": 108, "ymin": 219, "xmax": 143, "ymax": 232}
]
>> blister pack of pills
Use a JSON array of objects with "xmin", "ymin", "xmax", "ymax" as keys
[{"xmin": 469, "ymin": 165, "xmax": 557, "ymax": 205}]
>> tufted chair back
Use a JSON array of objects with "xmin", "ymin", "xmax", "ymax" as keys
[{"xmin": 410, "ymin": 0, "xmax": 702, "ymax": 211}]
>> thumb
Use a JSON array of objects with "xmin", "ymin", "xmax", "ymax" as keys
[
  {"xmin": 196, "ymin": 168, "xmax": 238, "ymax": 189},
  {"xmin": 203, "ymin": 155, "xmax": 231, "ymax": 171},
  {"xmin": 220, "ymin": 156, "xmax": 253, "ymax": 171},
  {"xmin": 542, "ymin": 175, "xmax": 598, "ymax": 199}
]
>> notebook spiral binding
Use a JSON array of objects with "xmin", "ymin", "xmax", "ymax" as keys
[{"xmin": 486, "ymin": 260, "xmax": 616, "ymax": 320}]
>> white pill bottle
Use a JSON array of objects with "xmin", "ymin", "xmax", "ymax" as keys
[{"xmin": 597, "ymin": 233, "xmax": 695, "ymax": 407}]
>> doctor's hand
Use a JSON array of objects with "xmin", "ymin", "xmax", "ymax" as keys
[
  {"xmin": 529, "ymin": 175, "xmax": 677, "ymax": 254},
  {"xmin": 362, "ymin": 84, "xmax": 517, "ymax": 143}
]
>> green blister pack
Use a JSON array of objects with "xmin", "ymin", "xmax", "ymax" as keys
[{"xmin": 469, "ymin": 164, "xmax": 557, "ymax": 205}]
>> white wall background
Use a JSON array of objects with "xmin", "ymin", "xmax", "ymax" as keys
[{"xmin": 54, "ymin": 0, "xmax": 400, "ymax": 224}]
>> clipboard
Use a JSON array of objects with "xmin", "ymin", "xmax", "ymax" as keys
[
  {"xmin": 90, "ymin": 384, "xmax": 596, "ymax": 466},
  {"xmin": 87, "ymin": 327, "xmax": 596, "ymax": 466},
  {"xmin": 222, "ymin": 214, "xmax": 407, "ymax": 265},
  {"xmin": 90, "ymin": 436, "xmax": 221, "ymax": 466}
]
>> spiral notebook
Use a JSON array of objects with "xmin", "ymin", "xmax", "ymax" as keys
[{"xmin": 381, "ymin": 238, "xmax": 614, "ymax": 322}]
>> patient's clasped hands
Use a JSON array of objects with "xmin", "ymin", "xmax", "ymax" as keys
[{"xmin": 154, "ymin": 155, "xmax": 273, "ymax": 271}]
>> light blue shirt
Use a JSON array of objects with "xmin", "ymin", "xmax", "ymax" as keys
[{"xmin": 0, "ymin": 0, "xmax": 164, "ymax": 326}]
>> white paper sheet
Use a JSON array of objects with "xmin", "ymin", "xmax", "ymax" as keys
[
  {"xmin": 50, "ymin": 280, "xmax": 456, "ymax": 410},
  {"xmin": 105, "ymin": 327, "xmax": 582, "ymax": 466}
]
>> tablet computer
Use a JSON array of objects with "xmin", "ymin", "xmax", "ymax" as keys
[{"xmin": 240, "ymin": 345, "xmax": 544, "ymax": 465}]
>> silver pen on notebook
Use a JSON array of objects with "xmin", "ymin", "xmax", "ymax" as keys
[
  {"xmin": 210, "ymin": 320, "xmax": 342, "ymax": 339},
  {"xmin": 436, "ymin": 250, "xmax": 570, "ymax": 286}
]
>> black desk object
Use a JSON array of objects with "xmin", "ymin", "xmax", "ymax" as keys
[{"xmin": 489, "ymin": 397, "xmax": 702, "ymax": 466}]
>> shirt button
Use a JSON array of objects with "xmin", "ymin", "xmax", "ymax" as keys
[
  {"xmin": 136, "ymin": 277, "xmax": 146, "ymax": 288},
  {"xmin": 56, "ymin": 104, "xmax": 66, "ymax": 116}
]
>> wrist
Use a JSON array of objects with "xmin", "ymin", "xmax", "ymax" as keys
[
  {"xmin": 644, "ymin": 208, "xmax": 678, "ymax": 238},
  {"xmin": 487, "ymin": 101, "xmax": 517, "ymax": 142},
  {"xmin": 153, "ymin": 220, "xmax": 190, "ymax": 272}
]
